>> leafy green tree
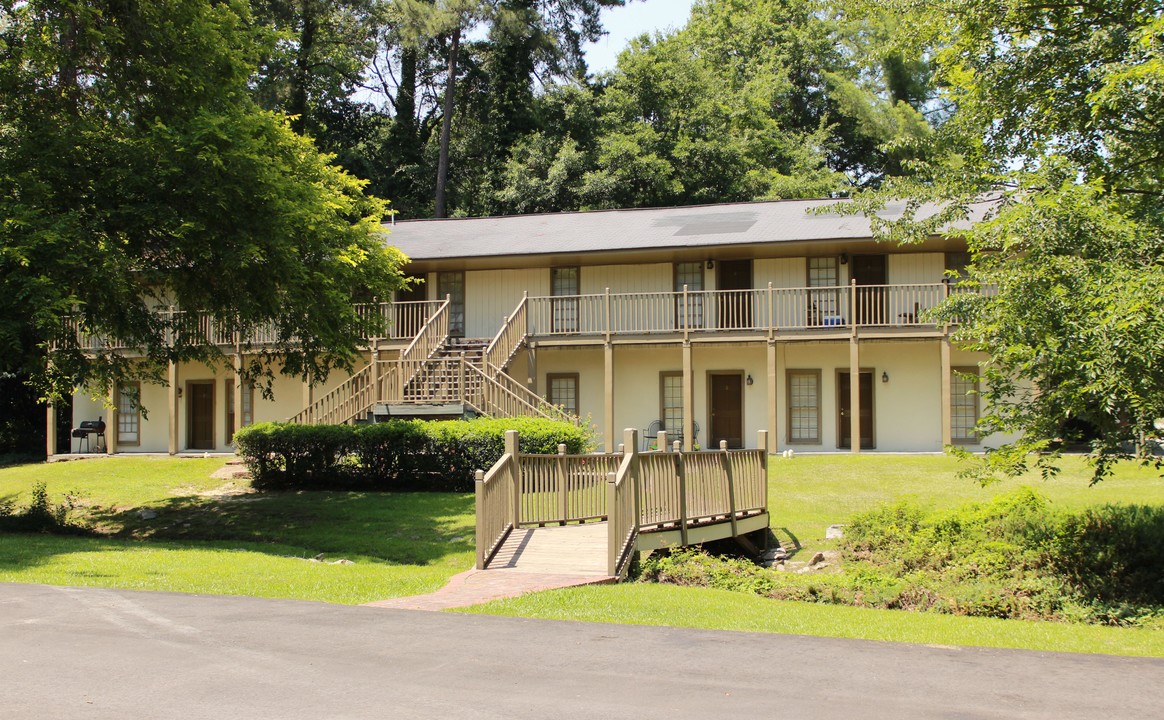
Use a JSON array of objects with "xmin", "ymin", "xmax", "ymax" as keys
[
  {"xmin": 847, "ymin": 1, "xmax": 1164, "ymax": 480},
  {"xmin": 0, "ymin": 0, "xmax": 406, "ymax": 400}
]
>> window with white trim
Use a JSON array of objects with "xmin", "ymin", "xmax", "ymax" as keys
[
  {"xmin": 660, "ymin": 372, "xmax": 683, "ymax": 437},
  {"xmin": 951, "ymin": 367, "xmax": 980, "ymax": 443},
  {"xmin": 117, "ymin": 382, "xmax": 140, "ymax": 446},
  {"xmin": 787, "ymin": 370, "xmax": 821, "ymax": 444}
]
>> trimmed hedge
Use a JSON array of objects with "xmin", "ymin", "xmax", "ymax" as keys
[{"xmin": 234, "ymin": 417, "xmax": 596, "ymax": 492}]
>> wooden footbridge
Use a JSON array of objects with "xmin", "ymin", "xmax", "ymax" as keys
[{"xmin": 475, "ymin": 429, "xmax": 770, "ymax": 579}]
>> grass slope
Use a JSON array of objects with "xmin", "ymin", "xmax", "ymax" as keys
[{"xmin": 0, "ymin": 457, "xmax": 474, "ymax": 604}]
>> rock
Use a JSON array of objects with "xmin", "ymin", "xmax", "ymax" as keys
[
  {"xmin": 137, "ymin": 509, "xmax": 157, "ymax": 520},
  {"xmin": 313, "ymin": 553, "xmax": 325, "ymax": 561},
  {"xmin": 809, "ymin": 551, "xmax": 826, "ymax": 566},
  {"xmin": 331, "ymin": 559, "xmax": 354, "ymax": 565},
  {"xmin": 826, "ymin": 524, "xmax": 845, "ymax": 540}
]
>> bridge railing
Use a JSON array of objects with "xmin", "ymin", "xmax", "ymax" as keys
[
  {"xmin": 474, "ymin": 428, "xmax": 770, "ymax": 577},
  {"xmin": 474, "ymin": 430, "xmax": 520, "ymax": 570}
]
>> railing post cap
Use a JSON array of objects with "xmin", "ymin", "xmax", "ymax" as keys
[
  {"xmin": 720, "ymin": 440, "xmax": 728, "ymax": 450},
  {"xmin": 557, "ymin": 443, "xmax": 567, "ymax": 455},
  {"xmin": 672, "ymin": 440, "xmax": 681, "ymax": 452},
  {"xmin": 475, "ymin": 469, "xmax": 484, "ymax": 481}
]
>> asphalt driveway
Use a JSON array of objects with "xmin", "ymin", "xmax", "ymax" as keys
[{"xmin": 1, "ymin": 583, "xmax": 1160, "ymax": 719}]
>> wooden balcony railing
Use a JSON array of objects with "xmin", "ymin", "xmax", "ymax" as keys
[
  {"xmin": 60, "ymin": 300, "xmax": 447, "ymax": 353},
  {"xmin": 525, "ymin": 282, "xmax": 961, "ymax": 339},
  {"xmin": 484, "ymin": 293, "xmax": 528, "ymax": 372}
]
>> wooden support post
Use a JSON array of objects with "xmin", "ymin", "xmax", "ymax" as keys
[
  {"xmin": 604, "ymin": 287, "xmax": 611, "ymax": 343},
  {"xmin": 527, "ymin": 343, "xmax": 537, "ymax": 393},
  {"xmin": 232, "ymin": 353, "xmax": 244, "ymax": 446},
  {"xmin": 624, "ymin": 427, "xmax": 640, "ymax": 531},
  {"xmin": 557, "ymin": 443, "xmax": 568, "ymax": 525},
  {"xmin": 657, "ymin": 430, "xmax": 667, "ymax": 453},
  {"xmin": 682, "ymin": 341, "xmax": 694, "ymax": 451},
  {"xmin": 507, "ymin": 429, "xmax": 521, "ymax": 528},
  {"xmin": 106, "ymin": 384, "xmax": 118, "ymax": 455},
  {"xmin": 720, "ymin": 440, "xmax": 738, "ymax": 537},
  {"xmin": 849, "ymin": 336, "xmax": 860, "ymax": 454},
  {"xmin": 940, "ymin": 337, "xmax": 952, "ymax": 447},
  {"xmin": 371, "ymin": 350, "xmax": 383, "ymax": 405},
  {"xmin": 168, "ymin": 361, "xmax": 179, "ymax": 455},
  {"xmin": 45, "ymin": 401, "xmax": 57, "ymax": 459},
  {"xmin": 757, "ymin": 430, "xmax": 769, "ymax": 510},
  {"xmin": 475, "ymin": 469, "xmax": 486, "ymax": 569},
  {"xmin": 675, "ymin": 439, "xmax": 688, "ymax": 546},
  {"xmin": 766, "ymin": 339, "xmax": 777, "ymax": 455},
  {"xmin": 604, "ymin": 342, "xmax": 614, "ymax": 452},
  {"xmin": 606, "ymin": 471, "xmax": 619, "ymax": 576},
  {"xmin": 458, "ymin": 351, "xmax": 467, "ymax": 404}
]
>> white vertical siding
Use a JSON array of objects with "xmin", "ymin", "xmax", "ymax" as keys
[
  {"xmin": 465, "ymin": 268, "xmax": 549, "ymax": 339},
  {"xmin": 580, "ymin": 263, "xmax": 673, "ymax": 295},
  {"xmin": 888, "ymin": 253, "xmax": 945, "ymax": 285},
  {"xmin": 755, "ymin": 258, "xmax": 806, "ymax": 289}
]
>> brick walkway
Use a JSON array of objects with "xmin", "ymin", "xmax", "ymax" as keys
[{"xmin": 365, "ymin": 567, "xmax": 614, "ymax": 611}]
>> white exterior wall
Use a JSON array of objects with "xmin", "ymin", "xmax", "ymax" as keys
[
  {"xmin": 464, "ymin": 268, "xmax": 548, "ymax": 338},
  {"xmin": 888, "ymin": 253, "xmax": 945, "ymax": 285},
  {"xmin": 580, "ymin": 263, "xmax": 673, "ymax": 296}
]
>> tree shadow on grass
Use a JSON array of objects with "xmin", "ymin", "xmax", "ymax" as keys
[{"xmin": 0, "ymin": 490, "xmax": 476, "ymax": 571}]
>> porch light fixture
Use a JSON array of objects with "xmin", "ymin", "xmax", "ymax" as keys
[
  {"xmin": 706, "ymin": 259, "xmax": 715, "ymax": 270},
  {"xmin": 881, "ymin": 372, "xmax": 889, "ymax": 383},
  {"xmin": 746, "ymin": 374, "xmax": 754, "ymax": 386},
  {"xmin": 839, "ymin": 252, "xmax": 850, "ymax": 265}
]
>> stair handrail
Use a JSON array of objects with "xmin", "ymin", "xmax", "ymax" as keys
[
  {"xmin": 287, "ymin": 362, "xmax": 376, "ymax": 425},
  {"xmin": 478, "ymin": 361, "xmax": 577, "ymax": 424},
  {"xmin": 484, "ymin": 294, "xmax": 528, "ymax": 373},
  {"xmin": 396, "ymin": 296, "xmax": 451, "ymax": 397}
]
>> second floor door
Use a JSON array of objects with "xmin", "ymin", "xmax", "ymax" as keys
[
  {"xmin": 551, "ymin": 267, "xmax": 580, "ymax": 333},
  {"xmin": 437, "ymin": 271, "xmax": 465, "ymax": 338},
  {"xmin": 716, "ymin": 259, "xmax": 752, "ymax": 329}
]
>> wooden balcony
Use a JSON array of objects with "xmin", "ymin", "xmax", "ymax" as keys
[
  {"xmin": 58, "ymin": 300, "xmax": 446, "ymax": 353},
  {"xmin": 524, "ymin": 282, "xmax": 966, "ymax": 344}
]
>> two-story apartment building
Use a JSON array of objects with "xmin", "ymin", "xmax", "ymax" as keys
[{"xmin": 55, "ymin": 198, "xmax": 1005, "ymax": 457}]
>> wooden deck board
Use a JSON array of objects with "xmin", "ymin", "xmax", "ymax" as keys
[{"xmin": 487, "ymin": 524, "xmax": 609, "ymax": 577}]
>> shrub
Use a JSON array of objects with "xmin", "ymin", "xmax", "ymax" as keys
[
  {"xmin": 235, "ymin": 417, "xmax": 596, "ymax": 492},
  {"xmin": 0, "ymin": 481, "xmax": 87, "ymax": 534},
  {"xmin": 639, "ymin": 489, "xmax": 1164, "ymax": 626}
]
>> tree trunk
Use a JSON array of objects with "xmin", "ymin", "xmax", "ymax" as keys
[
  {"xmin": 289, "ymin": 0, "xmax": 317, "ymax": 135},
  {"xmin": 434, "ymin": 26, "xmax": 461, "ymax": 219}
]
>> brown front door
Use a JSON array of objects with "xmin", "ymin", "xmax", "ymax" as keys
[
  {"xmin": 708, "ymin": 373, "xmax": 744, "ymax": 449},
  {"xmin": 716, "ymin": 259, "xmax": 752, "ymax": 329},
  {"xmin": 837, "ymin": 371, "xmax": 874, "ymax": 449},
  {"xmin": 851, "ymin": 254, "xmax": 887, "ymax": 325},
  {"xmin": 187, "ymin": 381, "xmax": 215, "ymax": 450}
]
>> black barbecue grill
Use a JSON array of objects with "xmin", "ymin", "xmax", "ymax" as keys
[{"xmin": 71, "ymin": 419, "xmax": 107, "ymax": 453}]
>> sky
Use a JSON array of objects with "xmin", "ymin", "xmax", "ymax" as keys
[{"xmin": 582, "ymin": 0, "xmax": 696, "ymax": 74}]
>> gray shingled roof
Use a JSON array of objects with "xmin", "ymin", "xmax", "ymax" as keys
[{"xmin": 383, "ymin": 198, "xmax": 961, "ymax": 260}]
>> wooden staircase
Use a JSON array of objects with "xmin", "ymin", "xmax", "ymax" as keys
[{"xmin": 289, "ymin": 295, "xmax": 575, "ymax": 426}]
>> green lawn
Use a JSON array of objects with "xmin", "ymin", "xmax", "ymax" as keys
[{"xmin": 0, "ymin": 457, "xmax": 474, "ymax": 604}]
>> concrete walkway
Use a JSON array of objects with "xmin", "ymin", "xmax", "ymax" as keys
[
  {"xmin": 3, "ymin": 583, "xmax": 1162, "ymax": 720},
  {"xmin": 367, "ymin": 566, "xmax": 611, "ymax": 610}
]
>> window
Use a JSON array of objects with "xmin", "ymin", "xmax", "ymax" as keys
[
  {"xmin": 117, "ymin": 382, "xmax": 140, "ymax": 446},
  {"xmin": 546, "ymin": 373, "xmax": 579, "ymax": 416},
  {"xmin": 226, "ymin": 380, "xmax": 254, "ymax": 444},
  {"xmin": 945, "ymin": 252, "xmax": 971, "ymax": 279},
  {"xmin": 437, "ymin": 271, "xmax": 465, "ymax": 337},
  {"xmin": 786, "ymin": 370, "xmax": 821, "ymax": 444},
  {"xmin": 550, "ymin": 267, "xmax": 580, "ymax": 333},
  {"xmin": 660, "ymin": 372, "xmax": 684, "ymax": 438},
  {"xmin": 673, "ymin": 262, "xmax": 704, "ymax": 328},
  {"xmin": 807, "ymin": 257, "xmax": 840, "ymax": 325},
  {"xmin": 951, "ymin": 367, "xmax": 980, "ymax": 444}
]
